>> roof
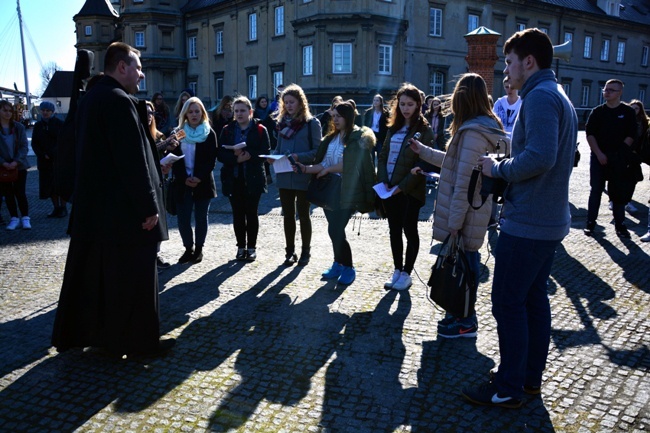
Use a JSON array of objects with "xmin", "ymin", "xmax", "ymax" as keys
[
  {"xmin": 41, "ymin": 71, "xmax": 75, "ymax": 98},
  {"xmin": 75, "ymin": 0, "xmax": 119, "ymax": 18},
  {"xmin": 181, "ymin": 0, "xmax": 231, "ymax": 13}
]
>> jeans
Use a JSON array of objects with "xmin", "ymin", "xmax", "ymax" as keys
[
  {"xmin": 0, "ymin": 169, "xmax": 29, "ymax": 218},
  {"xmin": 587, "ymin": 154, "xmax": 625, "ymax": 226},
  {"xmin": 279, "ymin": 188, "xmax": 312, "ymax": 252},
  {"xmin": 177, "ymin": 187, "xmax": 211, "ymax": 250},
  {"xmin": 383, "ymin": 193, "xmax": 422, "ymax": 274},
  {"xmin": 228, "ymin": 182, "xmax": 262, "ymax": 249},
  {"xmin": 324, "ymin": 208, "xmax": 354, "ymax": 267},
  {"xmin": 491, "ymin": 231, "xmax": 561, "ymax": 398}
]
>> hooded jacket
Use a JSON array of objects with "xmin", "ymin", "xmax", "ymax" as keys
[
  {"xmin": 418, "ymin": 116, "xmax": 507, "ymax": 251},
  {"xmin": 314, "ymin": 125, "xmax": 377, "ymax": 213}
]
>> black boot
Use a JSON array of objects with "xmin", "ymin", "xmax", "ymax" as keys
[
  {"xmin": 193, "ymin": 247, "xmax": 203, "ymax": 263},
  {"xmin": 298, "ymin": 246, "xmax": 310, "ymax": 266},
  {"xmin": 283, "ymin": 247, "xmax": 297, "ymax": 266}
]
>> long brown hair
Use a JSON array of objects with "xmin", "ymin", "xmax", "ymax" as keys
[
  {"xmin": 448, "ymin": 73, "xmax": 503, "ymax": 136},
  {"xmin": 0, "ymin": 100, "xmax": 15, "ymax": 129},
  {"xmin": 386, "ymin": 83, "xmax": 427, "ymax": 132},
  {"xmin": 324, "ymin": 100, "xmax": 355, "ymax": 141},
  {"xmin": 272, "ymin": 83, "xmax": 313, "ymax": 123},
  {"xmin": 145, "ymin": 101, "xmax": 164, "ymax": 141}
]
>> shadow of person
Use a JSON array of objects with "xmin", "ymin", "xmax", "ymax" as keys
[
  {"xmin": 207, "ymin": 279, "xmax": 349, "ymax": 431},
  {"xmin": 0, "ymin": 307, "xmax": 56, "ymax": 378},
  {"xmin": 321, "ymin": 289, "xmax": 413, "ymax": 432}
]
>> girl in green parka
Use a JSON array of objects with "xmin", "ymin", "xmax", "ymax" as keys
[{"xmin": 294, "ymin": 100, "xmax": 376, "ymax": 285}]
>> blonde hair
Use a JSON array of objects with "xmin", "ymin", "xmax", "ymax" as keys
[
  {"xmin": 272, "ymin": 83, "xmax": 313, "ymax": 122},
  {"xmin": 179, "ymin": 97, "xmax": 210, "ymax": 128},
  {"xmin": 145, "ymin": 100, "xmax": 164, "ymax": 141}
]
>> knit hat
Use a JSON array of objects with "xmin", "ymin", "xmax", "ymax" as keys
[{"xmin": 40, "ymin": 101, "xmax": 55, "ymax": 112}]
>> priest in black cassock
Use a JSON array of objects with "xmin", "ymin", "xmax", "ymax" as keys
[{"xmin": 51, "ymin": 42, "xmax": 173, "ymax": 357}]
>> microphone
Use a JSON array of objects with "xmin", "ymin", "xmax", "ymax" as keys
[
  {"xmin": 412, "ymin": 132, "xmax": 421, "ymax": 141},
  {"xmin": 286, "ymin": 151, "xmax": 302, "ymax": 174}
]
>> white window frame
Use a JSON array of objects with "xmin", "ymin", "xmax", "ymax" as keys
[
  {"xmin": 584, "ymin": 35, "xmax": 593, "ymax": 59},
  {"xmin": 135, "ymin": 31, "xmax": 145, "ymax": 48},
  {"xmin": 249, "ymin": 13, "xmax": 257, "ymax": 41},
  {"xmin": 562, "ymin": 82, "xmax": 571, "ymax": 97},
  {"xmin": 642, "ymin": 46, "xmax": 649, "ymax": 67},
  {"xmin": 189, "ymin": 82, "xmax": 197, "ymax": 97},
  {"xmin": 273, "ymin": 72, "xmax": 283, "ymax": 93},
  {"xmin": 85, "ymin": 25, "xmax": 92, "ymax": 36},
  {"xmin": 248, "ymin": 74, "xmax": 258, "ymax": 100},
  {"xmin": 429, "ymin": 8, "xmax": 442, "ymax": 37},
  {"xmin": 616, "ymin": 41, "xmax": 625, "ymax": 63},
  {"xmin": 378, "ymin": 44, "xmax": 392, "ymax": 75},
  {"xmin": 139, "ymin": 75, "xmax": 146, "ymax": 91},
  {"xmin": 303, "ymin": 45, "xmax": 313, "ymax": 76},
  {"xmin": 581, "ymin": 85, "xmax": 590, "ymax": 107},
  {"xmin": 468, "ymin": 14, "xmax": 479, "ymax": 33},
  {"xmin": 600, "ymin": 39, "xmax": 610, "ymax": 61},
  {"xmin": 216, "ymin": 30, "xmax": 223, "ymax": 54},
  {"xmin": 275, "ymin": 6, "xmax": 285, "ymax": 36},
  {"xmin": 516, "ymin": 22, "xmax": 526, "ymax": 32},
  {"xmin": 539, "ymin": 27, "xmax": 549, "ymax": 35},
  {"xmin": 429, "ymin": 71, "xmax": 444, "ymax": 97},
  {"xmin": 188, "ymin": 36, "xmax": 197, "ymax": 58},
  {"xmin": 564, "ymin": 32, "xmax": 573, "ymax": 42},
  {"xmin": 215, "ymin": 77, "xmax": 224, "ymax": 100},
  {"xmin": 639, "ymin": 89, "xmax": 646, "ymax": 104},
  {"xmin": 332, "ymin": 43, "xmax": 352, "ymax": 74}
]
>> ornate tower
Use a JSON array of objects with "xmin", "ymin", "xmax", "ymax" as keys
[
  {"xmin": 73, "ymin": 0, "xmax": 120, "ymax": 75},
  {"xmin": 464, "ymin": 26, "xmax": 501, "ymax": 94}
]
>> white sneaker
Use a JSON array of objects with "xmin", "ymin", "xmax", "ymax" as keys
[
  {"xmin": 608, "ymin": 201, "xmax": 613, "ymax": 211},
  {"xmin": 640, "ymin": 232, "xmax": 650, "ymax": 242},
  {"xmin": 21, "ymin": 216, "xmax": 31, "ymax": 230},
  {"xmin": 392, "ymin": 271, "xmax": 412, "ymax": 291},
  {"xmin": 625, "ymin": 202, "xmax": 638, "ymax": 213},
  {"xmin": 6, "ymin": 217, "xmax": 20, "ymax": 231},
  {"xmin": 384, "ymin": 269, "xmax": 401, "ymax": 289}
]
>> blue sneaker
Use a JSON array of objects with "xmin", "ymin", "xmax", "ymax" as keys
[
  {"xmin": 337, "ymin": 266, "xmax": 356, "ymax": 285},
  {"xmin": 322, "ymin": 262, "xmax": 344, "ymax": 279}
]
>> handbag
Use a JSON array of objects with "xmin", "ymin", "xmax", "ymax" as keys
[
  {"xmin": 427, "ymin": 234, "xmax": 476, "ymax": 318},
  {"xmin": 165, "ymin": 177, "xmax": 177, "ymax": 215},
  {"xmin": 306, "ymin": 173, "xmax": 341, "ymax": 211},
  {"xmin": 0, "ymin": 166, "xmax": 18, "ymax": 183}
]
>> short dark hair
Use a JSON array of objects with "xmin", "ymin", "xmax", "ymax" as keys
[
  {"xmin": 503, "ymin": 28, "xmax": 553, "ymax": 70},
  {"xmin": 104, "ymin": 42, "xmax": 140, "ymax": 73}
]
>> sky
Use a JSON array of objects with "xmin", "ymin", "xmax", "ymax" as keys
[{"xmin": 0, "ymin": 0, "xmax": 84, "ymax": 97}]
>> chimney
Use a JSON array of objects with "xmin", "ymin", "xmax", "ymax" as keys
[{"xmin": 464, "ymin": 26, "xmax": 501, "ymax": 94}]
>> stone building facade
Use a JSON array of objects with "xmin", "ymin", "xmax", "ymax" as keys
[{"xmin": 74, "ymin": 0, "xmax": 650, "ymax": 116}]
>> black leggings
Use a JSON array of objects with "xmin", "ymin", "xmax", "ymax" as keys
[
  {"xmin": 0, "ymin": 169, "xmax": 29, "ymax": 218},
  {"xmin": 228, "ymin": 183, "xmax": 262, "ymax": 249},
  {"xmin": 324, "ymin": 208, "xmax": 353, "ymax": 267},
  {"xmin": 279, "ymin": 188, "xmax": 312, "ymax": 251},
  {"xmin": 383, "ymin": 193, "xmax": 422, "ymax": 274}
]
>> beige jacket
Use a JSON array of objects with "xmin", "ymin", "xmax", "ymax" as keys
[{"xmin": 418, "ymin": 118, "xmax": 507, "ymax": 251}]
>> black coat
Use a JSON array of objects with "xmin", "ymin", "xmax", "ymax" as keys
[
  {"xmin": 170, "ymin": 127, "xmax": 218, "ymax": 202},
  {"xmin": 217, "ymin": 118, "xmax": 271, "ymax": 196},
  {"xmin": 69, "ymin": 75, "xmax": 168, "ymax": 245}
]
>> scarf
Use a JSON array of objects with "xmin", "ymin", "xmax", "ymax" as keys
[
  {"xmin": 277, "ymin": 116, "xmax": 305, "ymax": 140},
  {"xmin": 183, "ymin": 121, "xmax": 211, "ymax": 144}
]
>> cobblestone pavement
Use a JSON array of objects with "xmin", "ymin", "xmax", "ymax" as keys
[{"xmin": 0, "ymin": 132, "xmax": 649, "ymax": 432}]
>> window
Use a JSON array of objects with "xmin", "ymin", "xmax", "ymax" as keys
[
  {"xmin": 378, "ymin": 44, "xmax": 392, "ymax": 75},
  {"xmin": 189, "ymin": 82, "xmax": 197, "ymax": 97},
  {"xmin": 273, "ymin": 72, "xmax": 283, "ymax": 93},
  {"xmin": 303, "ymin": 45, "xmax": 313, "ymax": 76},
  {"xmin": 581, "ymin": 84, "xmax": 590, "ymax": 107},
  {"xmin": 516, "ymin": 22, "xmax": 526, "ymax": 32},
  {"xmin": 215, "ymin": 30, "xmax": 223, "ymax": 54},
  {"xmin": 275, "ymin": 6, "xmax": 284, "ymax": 36},
  {"xmin": 562, "ymin": 82, "xmax": 571, "ymax": 97},
  {"xmin": 139, "ymin": 75, "xmax": 146, "ymax": 91},
  {"xmin": 215, "ymin": 74, "xmax": 224, "ymax": 100},
  {"xmin": 135, "ymin": 31, "xmax": 145, "ymax": 48},
  {"xmin": 584, "ymin": 35, "xmax": 592, "ymax": 58},
  {"xmin": 429, "ymin": 8, "xmax": 442, "ymax": 37},
  {"xmin": 162, "ymin": 30, "xmax": 173, "ymax": 48},
  {"xmin": 468, "ymin": 14, "xmax": 479, "ymax": 33},
  {"xmin": 188, "ymin": 36, "xmax": 197, "ymax": 58},
  {"xmin": 85, "ymin": 25, "xmax": 92, "ymax": 36},
  {"xmin": 333, "ymin": 43, "xmax": 352, "ymax": 74},
  {"xmin": 248, "ymin": 74, "xmax": 257, "ymax": 100},
  {"xmin": 600, "ymin": 39, "xmax": 610, "ymax": 61},
  {"xmin": 249, "ymin": 13, "xmax": 257, "ymax": 41},
  {"xmin": 539, "ymin": 27, "xmax": 549, "ymax": 35},
  {"xmin": 429, "ymin": 71, "xmax": 444, "ymax": 96},
  {"xmin": 643, "ymin": 46, "xmax": 649, "ymax": 66},
  {"xmin": 639, "ymin": 88, "xmax": 646, "ymax": 104},
  {"xmin": 616, "ymin": 41, "xmax": 625, "ymax": 63},
  {"xmin": 564, "ymin": 32, "xmax": 573, "ymax": 42}
]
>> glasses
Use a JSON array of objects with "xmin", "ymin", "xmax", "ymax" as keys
[
  {"xmin": 147, "ymin": 111, "xmax": 154, "ymax": 116},
  {"xmin": 602, "ymin": 88, "xmax": 621, "ymax": 93}
]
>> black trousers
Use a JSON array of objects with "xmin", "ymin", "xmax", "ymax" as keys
[
  {"xmin": 228, "ymin": 181, "xmax": 262, "ymax": 249},
  {"xmin": 279, "ymin": 188, "xmax": 312, "ymax": 252},
  {"xmin": 383, "ymin": 193, "xmax": 422, "ymax": 274},
  {"xmin": 0, "ymin": 169, "xmax": 29, "ymax": 217},
  {"xmin": 324, "ymin": 208, "xmax": 354, "ymax": 267}
]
